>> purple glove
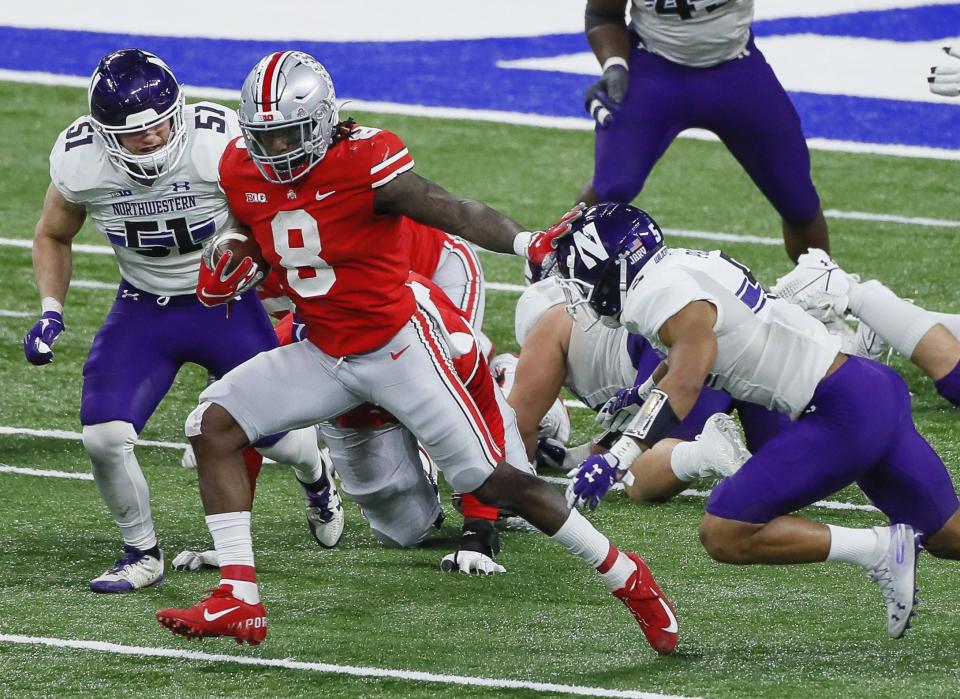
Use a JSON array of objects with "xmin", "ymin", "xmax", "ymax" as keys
[
  {"xmin": 565, "ymin": 452, "xmax": 620, "ymax": 511},
  {"xmin": 23, "ymin": 311, "xmax": 65, "ymax": 365}
]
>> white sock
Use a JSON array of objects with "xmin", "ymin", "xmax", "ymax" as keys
[
  {"xmin": 826, "ymin": 524, "xmax": 886, "ymax": 568},
  {"xmin": 207, "ymin": 511, "xmax": 259, "ymax": 603},
  {"xmin": 669, "ymin": 441, "xmax": 702, "ymax": 482},
  {"xmin": 551, "ymin": 509, "xmax": 634, "ymax": 590},
  {"xmin": 847, "ymin": 280, "xmax": 937, "ymax": 358},
  {"xmin": 930, "ymin": 312, "xmax": 960, "ymax": 341},
  {"xmin": 258, "ymin": 427, "xmax": 326, "ymax": 485}
]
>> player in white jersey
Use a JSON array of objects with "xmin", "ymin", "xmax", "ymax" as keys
[
  {"xmin": 772, "ymin": 249, "xmax": 960, "ymax": 409},
  {"xmin": 581, "ymin": 0, "xmax": 828, "ymax": 260},
  {"xmin": 510, "ymin": 276, "xmax": 779, "ymax": 503},
  {"xmin": 557, "ymin": 203, "xmax": 960, "ymax": 639},
  {"xmin": 22, "ymin": 49, "xmax": 340, "ymax": 593}
]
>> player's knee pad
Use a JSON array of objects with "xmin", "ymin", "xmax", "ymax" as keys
[
  {"xmin": 184, "ymin": 401, "xmax": 213, "ymax": 439},
  {"xmin": 82, "ymin": 421, "xmax": 137, "ymax": 463},
  {"xmin": 256, "ymin": 426, "xmax": 320, "ymax": 468}
]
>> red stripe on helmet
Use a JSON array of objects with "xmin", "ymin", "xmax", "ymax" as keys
[{"xmin": 260, "ymin": 51, "xmax": 287, "ymax": 110}]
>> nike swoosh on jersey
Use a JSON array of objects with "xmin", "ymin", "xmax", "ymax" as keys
[
  {"xmin": 657, "ymin": 596, "xmax": 678, "ymax": 634},
  {"xmin": 390, "ymin": 345, "xmax": 410, "ymax": 360},
  {"xmin": 315, "ymin": 190, "xmax": 336, "ymax": 201},
  {"xmin": 203, "ymin": 605, "xmax": 241, "ymax": 622}
]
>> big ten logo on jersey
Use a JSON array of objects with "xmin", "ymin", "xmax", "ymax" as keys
[
  {"xmin": 106, "ymin": 217, "xmax": 217, "ymax": 258},
  {"xmin": 643, "ymin": 0, "xmax": 731, "ymax": 20},
  {"xmin": 569, "ymin": 222, "xmax": 609, "ymax": 270},
  {"xmin": 246, "ymin": 192, "xmax": 267, "ymax": 203},
  {"xmin": 108, "ymin": 189, "xmax": 133, "ymax": 198}
]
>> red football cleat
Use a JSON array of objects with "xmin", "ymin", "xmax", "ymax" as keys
[
  {"xmin": 612, "ymin": 553, "xmax": 679, "ymax": 655},
  {"xmin": 156, "ymin": 584, "xmax": 268, "ymax": 646}
]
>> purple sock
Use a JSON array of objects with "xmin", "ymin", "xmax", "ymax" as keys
[{"xmin": 935, "ymin": 360, "xmax": 960, "ymax": 408}]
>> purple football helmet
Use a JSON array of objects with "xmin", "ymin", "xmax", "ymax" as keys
[
  {"xmin": 88, "ymin": 48, "xmax": 186, "ymax": 182},
  {"xmin": 554, "ymin": 203, "xmax": 666, "ymax": 324}
]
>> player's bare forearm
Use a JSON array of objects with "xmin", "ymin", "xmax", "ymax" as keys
[
  {"xmin": 585, "ymin": 0, "xmax": 630, "ymax": 63},
  {"xmin": 32, "ymin": 184, "xmax": 85, "ymax": 304},
  {"xmin": 655, "ymin": 301, "xmax": 719, "ymax": 419},
  {"xmin": 374, "ymin": 172, "xmax": 524, "ymax": 254}
]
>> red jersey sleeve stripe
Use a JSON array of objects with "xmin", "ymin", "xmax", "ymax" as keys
[{"xmin": 371, "ymin": 160, "xmax": 415, "ymax": 189}]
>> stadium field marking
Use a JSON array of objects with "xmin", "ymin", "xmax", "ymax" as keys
[
  {"xmin": 0, "ymin": 309, "xmax": 32, "ymax": 318},
  {"xmin": 0, "ymin": 464, "xmax": 92, "ymax": 481},
  {"xmin": 0, "ymin": 634, "xmax": 701, "ymax": 699},
  {"xmin": 823, "ymin": 209, "xmax": 960, "ymax": 228},
  {"xmin": 0, "ymin": 69, "xmax": 958, "ymax": 161},
  {"xmin": 538, "ymin": 476, "xmax": 879, "ymax": 513},
  {"xmin": 1, "ymin": 425, "xmax": 879, "ymax": 513}
]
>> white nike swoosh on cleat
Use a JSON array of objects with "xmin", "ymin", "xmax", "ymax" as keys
[
  {"xmin": 203, "ymin": 606, "xmax": 240, "ymax": 622},
  {"xmin": 658, "ymin": 597, "xmax": 678, "ymax": 634}
]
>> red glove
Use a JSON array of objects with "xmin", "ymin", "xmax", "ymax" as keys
[
  {"xmin": 196, "ymin": 251, "xmax": 262, "ymax": 307},
  {"xmin": 519, "ymin": 203, "xmax": 586, "ymax": 271}
]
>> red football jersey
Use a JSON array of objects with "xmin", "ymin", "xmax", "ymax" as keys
[{"xmin": 220, "ymin": 125, "xmax": 420, "ymax": 356}]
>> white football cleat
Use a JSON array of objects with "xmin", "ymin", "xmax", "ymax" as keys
[
  {"xmin": 865, "ymin": 523, "xmax": 919, "ymax": 639},
  {"xmin": 440, "ymin": 550, "xmax": 506, "ymax": 575},
  {"xmin": 771, "ymin": 248, "xmax": 854, "ymax": 323},
  {"xmin": 852, "ymin": 320, "xmax": 891, "ymax": 363},
  {"xmin": 89, "ymin": 545, "xmax": 164, "ymax": 593},
  {"xmin": 696, "ymin": 413, "xmax": 752, "ymax": 479}
]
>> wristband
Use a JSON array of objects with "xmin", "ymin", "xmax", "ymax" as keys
[
  {"xmin": 513, "ymin": 231, "xmax": 533, "ymax": 258},
  {"xmin": 609, "ymin": 436, "xmax": 642, "ymax": 467},
  {"xmin": 601, "ymin": 56, "xmax": 629, "ymax": 72},
  {"xmin": 41, "ymin": 296, "xmax": 64, "ymax": 315},
  {"xmin": 623, "ymin": 388, "xmax": 680, "ymax": 447}
]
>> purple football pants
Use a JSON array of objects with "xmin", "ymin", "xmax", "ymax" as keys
[
  {"xmin": 81, "ymin": 280, "xmax": 280, "ymax": 434},
  {"xmin": 707, "ymin": 356, "xmax": 960, "ymax": 542},
  {"xmin": 594, "ymin": 36, "xmax": 821, "ymax": 225}
]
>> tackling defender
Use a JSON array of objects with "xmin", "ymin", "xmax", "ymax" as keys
[
  {"xmin": 24, "ymin": 49, "xmax": 341, "ymax": 593},
  {"xmin": 509, "ymin": 274, "xmax": 781, "ymax": 504},
  {"xmin": 156, "ymin": 51, "xmax": 679, "ymax": 654},
  {"xmin": 559, "ymin": 203, "xmax": 960, "ymax": 639}
]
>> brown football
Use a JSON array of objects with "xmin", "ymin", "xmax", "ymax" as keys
[{"xmin": 207, "ymin": 230, "xmax": 267, "ymax": 276}]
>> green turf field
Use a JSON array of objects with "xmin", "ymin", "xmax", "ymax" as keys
[{"xmin": 1, "ymin": 80, "xmax": 959, "ymax": 698}]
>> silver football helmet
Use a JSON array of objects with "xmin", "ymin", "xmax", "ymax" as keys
[{"xmin": 238, "ymin": 51, "xmax": 339, "ymax": 184}]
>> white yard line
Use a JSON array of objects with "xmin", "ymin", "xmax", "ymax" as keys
[
  {"xmin": 0, "ymin": 464, "xmax": 92, "ymax": 480},
  {"xmin": 0, "ymin": 634, "xmax": 701, "ymax": 699},
  {"xmin": 0, "ymin": 309, "xmax": 32, "ymax": 318},
  {"xmin": 538, "ymin": 476, "xmax": 879, "ymax": 513},
  {"xmin": 0, "ymin": 69, "xmax": 958, "ymax": 161},
  {"xmin": 823, "ymin": 209, "xmax": 960, "ymax": 228},
  {"xmin": 2, "ymin": 425, "xmax": 879, "ymax": 513}
]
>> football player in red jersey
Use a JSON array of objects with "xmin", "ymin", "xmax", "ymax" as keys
[{"xmin": 157, "ymin": 51, "xmax": 678, "ymax": 654}]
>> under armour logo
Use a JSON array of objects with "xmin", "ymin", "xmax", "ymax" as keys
[
  {"xmin": 121, "ymin": 290, "xmax": 140, "ymax": 300},
  {"xmin": 583, "ymin": 464, "xmax": 604, "ymax": 484},
  {"xmin": 170, "ymin": 181, "xmax": 191, "ymax": 192}
]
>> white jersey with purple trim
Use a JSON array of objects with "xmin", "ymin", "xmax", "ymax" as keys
[
  {"xmin": 621, "ymin": 247, "xmax": 841, "ymax": 418},
  {"xmin": 49, "ymin": 101, "xmax": 241, "ymax": 296},
  {"xmin": 630, "ymin": 0, "xmax": 754, "ymax": 68},
  {"xmin": 515, "ymin": 278, "xmax": 636, "ymax": 411}
]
